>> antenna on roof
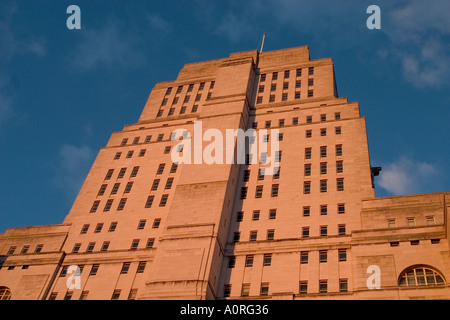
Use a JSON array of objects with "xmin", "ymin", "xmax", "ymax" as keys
[{"xmin": 259, "ymin": 33, "xmax": 266, "ymax": 54}]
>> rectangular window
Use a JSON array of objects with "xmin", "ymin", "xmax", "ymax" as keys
[
  {"xmin": 426, "ymin": 216, "xmax": 435, "ymax": 225},
  {"xmin": 105, "ymin": 169, "xmax": 114, "ymax": 180},
  {"xmin": 94, "ymin": 223, "xmax": 103, "ymax": 233},
  {"xmin": 121, "ymin": 262, "xmax": 131, "ymax": 274},
  {"xmin": 339, "ymin": 279, "xmax": 348, "ymax": 292},
  {"xmin": 233, "ymin": 232, "xmax": 240, "ymax": 242},
  {"xmin": 118, "ymin": 168, "xmax": 126, "ymax": 178},
  {"xmin": 308, "ymin": 90, "xmax": 313, "ymax": 97},
  {"xmin": 339, "ymin": 249, "xmax": 347, "ymax": 262},
  {"xmin": 170, "ymin": 163, "xmax": 178, "ymax": 173},
  {"xmin": 151, "ymin": 179, "xmax": 160, "ymax": 191},
  {"xmin": 284, "ymin": 70, "xmax": 290, "ymax": 78},
  {"xmin": 137, "ymin": 262, "xmax": 146, "ymax": 274},
  {"xmin": 282, "ymin": 93, "xmax": 288, "ymax": 101},
  {"xmin": 117, "ymin": 198, "xmax": 127, "ymax": 211},
  {"xmin": 271, "ymin": 184, "xmax": 279, "ymax": 197},
  {"xmin": 128, "ymin": 289, "xmax": 138, "ymax": 301},
  {"xmin": 165, "ymin": 177, "xmax": 174, "ymax": 189},
  {"xmin": 146, "ymin": 238, "xmax": 155, "ymax": 248},
  {"xmin": 296, "ymin": 69, "xmax": 302, "ymax": 77},
  {"xmin": 139, "ymin": 149, "xmax": 146, "ymax": 157},
  {"xmin": 72, "ymin": 244, "xmax": 81, "ymax": 253},
  {"xmin": 337, "ymin": 178, "xmax": 344, "ymax": 191},
  {"xmin": 320, "ymin": 205, "xmax": 328, "ymax": 215},
  {"xmin": 306, "ymin": 130, "xmax": 312, "ymax": 138},
  {"xmin": 145, "ymin": 195, "xmax": 155, "ymax": 208},
  {"xmin": 304, "ymin": 164, "xmax": 311, "ymax": 176},
  {"xmin": 86, "ymin": 242, "xmax": 95, "ymax": 253},
  {"xmin": 124, "ymin": 182, "xmax": 133, "ymax": 193},
  {"xmin": 303, "ymin": 206, "xmax": 310, "ymax": 217},
  {"xmin": 293, "ymin": 117, "xmax": 299, "ymax": 125},
  {"xmin": 245, "ymin": 255, "xmax": 254, "ymax": 267},
  {"xmin": 306, "ymin": 115, "xmax": 312, "ymax": 123},
  {"xmin": 236, "ymin": 211, "xmax": 243, "ymax": 222},
  {"xmin": 114, "ymin": 152, "xmax": 121, "ymax": 160},
  {"xmin": 335, "ymin": 127, "xmax": 342, "ymax": 135},
  {"xmin": 338, "ymin": 224, "xmax": 346, "ymax": 235},
  {"xmin": 320, "ymin": 180, "xmax": 327, "ymax": 193},
  {"xmin": 137, "ymin": 220, "xmax": 146, "ymax": 230},
  {"xmin": 336, "ymin": 161, "xmax": 343, "ymax": 173},
  {"xmin": 338, "ymin": 204, "xmax": 345, "ymax": 214},
  {"xmin": 228, "ymin": 256, "xmax": 236, "ymax": 268},
  {"xmin": 260, "ymin": 74, "xmax": 266, "ymax": 81},
  {"xmin": 269, "ymin": 95, "xmax": 275, "ymax": 102},
  {"xmin": 109, "ymin": 222, "xmax": 118, "ymax": 232},
  {"xmin": 269, "ymin": 209, "xmax": 277, "ymax": 219},
  {"xmin": 98, "ymin": 184, "xmax": 107, "ymax": 196},
  {"xmin": 131, "ymin": 166, "xmax": 140, "ymax": 177},
  {"xmin": 308, "ymin": 79, "xmax": 314, "ymax": 86},
  {"xmin": 240, "ymin": 187, "xmax": 248, "ymax": 199},
  {"xmin": 249, "ymin": 231, "xmax": 257, "ymax": 241},
  {"xmin": 241, "ymin": 284, "xmax": 250, "ymax": 297},
  {"xmin": 260, "ymin": 283, "xmax": 269, "ymax": 296},
  {"xmin": 308, "ymin": 67, "xmax": 314, "ymax": 75},
  {"xmin": 319, "ymin": 251, "xmax": 327, "ymax": 263},
  {"xmin": 243, "ymin": 170, "xmax": 250, "ymax": 182},
  {"xmin": 320, "ymin": 226, "xmax": 328, "ymax": 237},
  {"xmin": 130, "ymin": 239, "xmax": 140, "ymax": 250},
  {"xmin": 272, "ymin": 72, "xmax": 278, "ymax": 80},
  {"xmin": 111, "ymin": 183, "xmax": 120, "ymax": 195},
  {"xmin": 305, "ymin": 148, "xmax": 312, "ymax": 159},
  {"xmin": 90, "ymin": 264, "xmax": 99, "ymax": 276},
  {"xmin": 157, "ymin": 163, "xmax": 165, "ymax": 174},
  {"xmin": 320, "ymin": 146, "xmax": 327, "ymax": 158},
  {"xmin": 223, "ymin": 285, "xmax": 232, "ymax": 298},
  {"xmin": 103, "ymin": 200, "xmax": 113, "ymax": 212},
  {"xmin": 101, "ymin": 241, "xmax": 110, "ymax": 252},
  {"xmin": 299, "ymin": 281, "xmax": 308, "ymax": 295},
  {"xmin": 303, "ymin": 181, "xmax": 311, "ymax": 194},
  {"xmin": 319, "ymin": 280, "xmax": 328, "ymax": 293},
  {"xmin": 160, "ymin": 194, "xmax": 169, "ymax": 207},
  {"xmin": 267, "ymin": 229, "xmax": 275, "ymax": 240},
  {"xmin": 407, "ymin": 217, "xmax": 416, "ymax": 227},
  {"xmin": 255, "ymin": 185, "xmax": 263, "ymax": 198},
  {"xmin": 388, "ymin": 219, "xmax": 396, "ymax": 228},
  {"xmin": 320, "ymin": 128, "xmax": 326, "ymax": 136},
  {"xmin": 263, "ymin": 254, "xmax": 272, "ymax": 266},
  {"xmin": 35, "ymin": 244, "xmax": 43, "ymax": 253},
  {"xmin": 300, "ymin": 252, "xmax": 309, "ymax": 264},
  {"xmin": 153, "ymin": 218, "xmax": 161, "ymax": 229},
  {"xmin": 252, "ymin": 211, "xmax": 260, "ymax": 221},
  {"xmin": 191, "ymin": 105, "xmax": 198, "ymax": 113},
  {"xmin": 336, "ymin": 144, "xmax": 343, "ymax": 156},
  {"xmin": 90, "ymin": 201, "xmax": 100, "ymax": 213}
]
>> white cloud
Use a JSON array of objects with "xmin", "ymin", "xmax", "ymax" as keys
[
  {"xmin": 70, "ymin": 20, "xmax": 144, "ymax": 72},
  {"xmin": 54, "ymin": 144, "xmax": 95, "ymax": 198},
  {"xmin": 377, "ymin": 156, "xmax": 439, "ymax": 195}
]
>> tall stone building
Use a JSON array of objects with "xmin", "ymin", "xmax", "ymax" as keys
[{"xmin": 0, "ymin": 46, "xmax": 448, "ymax": 300}]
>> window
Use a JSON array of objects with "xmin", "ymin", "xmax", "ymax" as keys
[
  {"xmin": 145, "ymin": 195, "xmax": 155, "ymax": 208},
  {"xmin": 282, "ymin": 93, "xmax": 288, "ymax": 101},
  {"xmin": 336, "ymin": 161, "xmax": 343, "ymax": 173},
  {"xmin": 398, "ymin": 265, "xmax": 445, "ymax": 287},
  {"xmin": 320, "ymin": 146, "xmax": 327, "ymax": 158},
  {"xmin": 157, "ymin": 163, "xmax": 165, "ymax": 174},
  {"xmin": 81, "ymin": 224, "xmax": 89, "ymax": 234},
  {"xmin": 303, "ymin": 181, "xmax": 311, "ymax": 194},
  {"xmin": 72, "ymin": 243, "xmax": 81, "ymax": 253},
  {"xmin": 101, "ymin": 241, "xmax": 110, "ymax": 252},
  {"xmin": 210, "ymin": 81, "xmax": 215, "ymax": 89},
  {"xmin": 165, "ymin": 87, "xmax": 172, "ymax": 95},
  {"xmin": 275, "ymin": 151, "xmax": 282, "ymax": 162},
  {"xmin": 249, "ymin": 231, "xmax": 257, "ymax": 241},
  {"xmin": 131, "ymin": 166, "xmax": 140, "ymax": 177},
  {"xmin": 336, "ymin": 144, "xmax": 343, "ymax": 156},
  {"xmin": 284, "ymin": 70, "xmax": 290, "ymax": 78},
  {"xmin": 159, "ymin": 194, "xmax": 169, "ymax": 207},
  {"xmin": 240, "ymin": 187, "xmax": 248, "ymax": 199},
  {"xmin": 35, "ymin": 244, "xmax": 43, "ymax": 253},
  {"xmin": 273, "ymin": 167, "xmax": 280, "ymax": 179},
  {"xmin": 98, "ymin": 184, "xmax": 107, "ymax": 196},
  {"xmin": 319, "ymin": 251, "xmax": 328, "ymax": 263},
  {"xmin": 320, "ymin": 180, "xmax": 327, "ymax": 193},
  {"xmin": 271, "ymin": 184, "xmax": 279, "ymax": 197},
  {"xmin": 339, "ymin": 279, "xmax": 348, "ymax": 292},
  {"xmin": 180, "ymin": 106, "xmax": 187, "ymax": 114},
  {"xmin": 233, "ymin": 232, "xmax": 240, "ymax": 242},
  {"xmin": 320, "ymin": 128, "xmax": 326, "ymax": 136},
  {"xmin": 335, "ymin": 127, "xmax": 342, "ymax": 135},
  {"xmin": 7, "ymin": 246, "xmax": 16, "ymax": 255},
  {"xmin": 192, "ymin": 105, "xmax": 198, "ymax": 113},
  {"xmin": 305, "ymin": 148, "xmax": 311, "ymax": 159},
  {"xmin": 308, "ymin": 67, "xmax": 314, "ymax": 75},
  {"xmin": 272, "ymin": 72, "xmax": 278, "ymax": 80},
  {"xmin": 255, "ymin": 185, "xmax": 263, "ymax": 198},
  {"xmin": 137, "ymin": 262, "xmax": 146, "ymax": 273},
  {"xmin": 90, "ymin": 264, "xmax": 99, "ymax": 276},
  {"xmin": 308, "ymin": 79, "xmax": 314, "ymax": 86},
  {"xmin": 296, "ymin": 68, "xmax": 302, "ymax": 77},
  {"xmin": 243, "ymin": 170, "xmax": 250, "ymax": 182},
  {"xmin": 256, "ymin": 96, "xmax": 263, "ymax": 104},
  {"xmin": 137, "ymin": 220, "xmax": 146, "ymax": 230},
  {"xmin": 299, "ymin": 281, "xmax": 308, "ymax": 295},
  {"xmin": 320, "ymin": 226, "xmax": 328, "ymax": 237},
  {"xmin": 388, "ymin": 219, "xmax": 396, "ymax": 228},
  {"xmin": 48, "ymin": 292, "xmax": 58, "ymax": 300},
  {"xmin": 118, "ymin": 168, "xmax": 126, "ymax": 178},
  {"xmin": 130, "ymin": 239, "xmax": 140, "ymax": 250},
  {"xmin": 86, "ymin": 242, "xmax": 95, "ymax": 253},
  {"xmin": 228, "ymin": 256, "xmax": 236, "ymax": 268},
  {"xmin": 300, "ymin": 252, "xmax": 309, "ymax": 264},
  {"xmin": 320, "ymin": 205, "xmax": 327, "ymax": 215},
  {"xmin": 170, "ymin": 163, "xmax": 178, "ymax": 173},
  {"xmin": 319, "ymin": 280, "xmax": 328, "ymax": 293},
  {"xmin": 267, "ymin": 229, "xmax": 275, "ymax": 240},
  {"xmin": 236, "ymin": 211, "xmax": 243, "ymax": 222},
  {"xmin": 407, "ymin": 218, "xmax": 416, "ymax": 227},
  {"xmin": 252, "ymin": 211, "xmax": 260, "ymax": 221},
  {"xmin": 153, "ymin": 218, "xmax": 161, "ymax": 228},
  {"xmin": 293, "ymin": 117, "xmax": 299, "ymax": 125},
  {"xmin": 304, "ymin": 164, "xmax": 311, "ymax": 176},
  {"xmin": 114, "ymin": 152, "xmax": 121, "ymax": 160},
  {"xmin": 269, "ymin": 209, "xmax": 277, "ymax": 219},
  {"xmin": 245, "ymin": 255, "xmax": 254, "ymax": 267},
  {"xmin": 306, "ymin": 130, "xmax": 312, "ymax": 138},
  {"xmin": 105, "ymin": 169, "xmax": 114, "ymax": 180},
  {"xmin": 165, "ymin": 177, "xmax": 174, "ymax": 189},
  {"xmin": 111, "ymin": 290, "xmax": 121, "ymax": 300},
  {"xmin": 103, "ymin": 200, "xmax": 113, "ymax": 212},
  {"xmin": 426, "ymin": 216, "xmax": 435, "ymax": 225},
  {"xmin": 145, "ymin": 135, "xmax": 152, "ymax": 143},
  {"xmin": 111, "ymin": 183, "xmax": 120, "ymax": 195},
  {"xmin": 94, "ymin": 223, "xmax": 103, "ymax": 233},
  {"xmin": 337, "ymin": 178, "xmax": 344, "ymax": 191},
  {"xmin": 146, "ymin": 238, "xmax": 155, "ymax": 248},
  {"xmin": 308, "ymin": 90, "xmax": 313, "ymax": 97},
  {"xmin": 271, "ymin": 84, "xmax": 276, "ymax": 91},
  {"xmin": 128, "ymin": 289, "xmax": 138, "ymax": 300},
  {"xmin": 109, "ymin": 222, "xmax": 118, "ymax": 232},
  {"xmin": 241, "ymin": 284, "xmax": 250, "ymax": 297},
  {"xmin": 260, "ymin": 283, "xmax": 269, "ymax": 296},
  {"xmin": 306, "ymin": 115, "xmax": 312, "ymax": 123},
  {"xmin": 303, "ymin": 206, "xmax": 310, "ymax": 217},
  {"xmin": 338, "ymin": 224, "xmax": 346, "ymax": 236},
  {"xmin": 339, "ymin": 249, "xmax": 347, "ymax": 262},
  {"xmin": 64, "ymin": 291, "xmax": 73, "ymax": 301},
  {"xmin": 265, "ymin": 121, "xmax": 271, "ymax": 128},
  {"xmin": 279, "ymin": 119, "xmax": 285, "ymax": 127},
  {"xmin": 338, "ymin": 204, "xmax": 345, "ymax": 214},
  {"xmin": 223, "ymin": 285, "xmax": 232, "ymax": 298},
  {"xmin": 157, "ymin": 134, "xmax": 164, "ymax": 141},
  {"xmin": 80, "ymin": 291, "xmax": 89, "ymax": 300},
  {"xmin": 335, "ymin": 112, "xmax": 341, "ymax": 120},
  {"xmin": 199, "ymin": 83, "xmax": 205, "ymax": 90},
  {"xmin": 133, "ymin": 137, "xmax": 140, "ymax": 144},
  {"xmin": 139, "ymin": 149, "xmax": 146, "ymax": 157},
  {"xmin": 263, "ymin": 254, "xmax": 272, "ymax": 266},
  {"xmin": 151, "ymin": 179, "xmax": 160, "ymax": 191},
  {"xmin": 260, "ymin": 74, "xmax": 266, "ymax": 81},
  {"xmin": 124, "ymin": 182, "xmax": 133, "ymax": 193},
  {"xmin": 259, "ymin": 85, "xmax": 264, "ymax": 93}
]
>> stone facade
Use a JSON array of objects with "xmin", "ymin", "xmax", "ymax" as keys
[{"xmin": 0, "ymin": 46, "xmax": 448, "ymax": 300}]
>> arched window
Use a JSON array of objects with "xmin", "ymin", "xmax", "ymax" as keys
[
  {"xmin": 0, "ymin": 287, "xmax": 11, "ymax": 300},
  {"xmin": 398, "ymin": 265, "xmax": 446, "ymax": 287}
]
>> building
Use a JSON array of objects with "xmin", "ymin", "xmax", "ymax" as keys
[{"xmin": 0, "ymin": 46, "xmax": 448, "ymax": 300}]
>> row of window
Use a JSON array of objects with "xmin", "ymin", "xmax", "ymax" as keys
[
  {"xmin": 232, "ymin": 225, "xmax": 347, "ymax": 242},
  {"xmin": 224, "ymin": 279, "xmax": 348, "ymax": 297},
  {"xmin": 253, "ymin": 112, "xmax": 341, "ymax": 129},
  {"xmin": 80, "ymin": 218, "xmax": 160, "ymax": 235},
  {"xmin": 90, "ymin": 193, "xmax": 170, "ymax": 213},
  {"xmin": 236, "ymin": 204, "xmax": 346, "ymax": 223},
  {"xmin": 158, "ymin": 104, "xmax": 199, "ymax": 117},
  {"xmin": 258, "ymin": 78, "xmax": 313, "ymax": 93},
  {"xmin": 164, "ymin": 82, "xmax": 214, "ymax": 98},
  {"xmin": 256, "ymin": 91, "xmax": 313, "ymax": 104},
  {"xmin": 50, "ymin": 288, "xmax": 140, "ymax": 300},
  {"xmin": 259, "ymin": 68, "xmax": 314, "ymax": 82},
  {"xmin": 71, "ymin": 237, "xmax": 157, "ymax": 254},
  {"xmin": 119, "ymin": 132, "xmax": 178, "ymax": 147},
  {"xmin": 104, "ymin": 163, "xmax": 178, "ymax": 181},
  {"xmin": 388, "ymin": 216, "xmax": 436, "ymax": 228},
  {"xmin": 6, "ymin": 244, "xmax": 43, "ymax": 255}
]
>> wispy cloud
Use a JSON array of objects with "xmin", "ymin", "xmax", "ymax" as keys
[
  {"xmin": 148, "ymin": 14, "xmax": 172, "ymax": 36},
  {"xmin": 377, "ymin": 156, "xmax": 440, "ymax": 195},
  {"xmin": 54, "ymin": 144, "xmax": 95, "ymax": 198},
  {"xmin": 70, "ymin": 20, "xmax": 145, "ymax": 72},
  {"xmin": 0, "ymin": 1, "xmax": 46, "ymax": 60}
]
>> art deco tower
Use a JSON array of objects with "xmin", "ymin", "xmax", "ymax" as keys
[{"xmin": 0, "ymin": 46, "xmax": 448, "ymax": 300}]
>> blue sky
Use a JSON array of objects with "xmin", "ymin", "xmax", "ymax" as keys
[{"xmin": 1, "ymin": 0, "xmax": 449, "ymax": 232}]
